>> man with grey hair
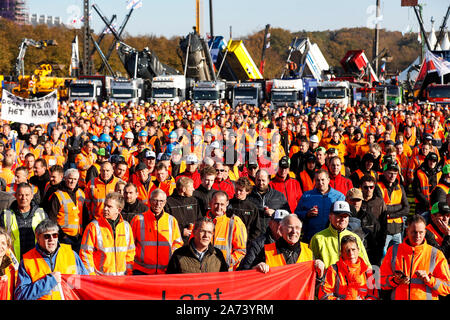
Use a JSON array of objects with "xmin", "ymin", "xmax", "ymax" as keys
[
  {"xmin": 255, "ymin": 214, "xmax": 324, "ymax": 277},
  {"xmin": 14, "ymin": 219, "xmax": 88, "ymax": 300},
  {"xmin": 130, "ymin": 188, "xmax": 183, "ymax": 275},
  {"xmin": 48, "ymin": 168, "xmax": 85, "ymax": 253}
]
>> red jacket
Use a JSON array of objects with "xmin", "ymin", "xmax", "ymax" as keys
[
  {"xmin": 176, "ymin": 170, "xmax": 201, "ymax": 189},
  {"xmin": 329, "ymin": 174, "xmax": 353, "ymax": 197},
  {"xmin": 212, "ymin": 178, "xmax": 235, "ymax": 200},
  {"xmin": 270, "ymin": 175, "xmax": 302, "ymax": 213}
]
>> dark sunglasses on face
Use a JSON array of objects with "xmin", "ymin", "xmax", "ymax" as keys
[
  {"xmin": 43, "ymin": 233, "xmax": 58, "ymax": 240},
  {"xmin": 362, "ymin": 185, "xmax": 375, "ymax": 190}
]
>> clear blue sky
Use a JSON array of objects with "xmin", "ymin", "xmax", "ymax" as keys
[{"xmin": 27, "ymin": 0, "xmax": 449, "ymax": 39}]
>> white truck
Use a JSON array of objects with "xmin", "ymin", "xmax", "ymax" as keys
[
  {"xmin": 151, "ymin": 75, "xmax": 187, "ymax": 105},
  {"xmin": 192, "ymin": 80, "xmax": 226, "ymax": 106},
  {"xmin": 231, "ymin": 81, "xmax": 265, "ymax": 107},
  {"xmin": 110, "ymin": 77, "xmax": 145, "ymax": 104},
  {"xmin": 269, "ymin": 78, "xmax": 303, "ymax": 108},
  {"xmin": 316, "ymin": 80, "xmax": 352, "ymax": 106},
  {"xmin": 68, "ymin": 75, "xmax": 113, "ymax": 103}
]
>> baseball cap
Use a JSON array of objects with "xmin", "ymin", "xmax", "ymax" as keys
[
  {"xmin": 279, "ymin": 156, "xmax": 290, "ymax": 169},
  {"xmin": 124, "ymin": 132, "xmax": 134, "ymax": 139},
  {"xmin": 442, "ymin": 164, "xmax": 450, "ymax": 175},
  {"xmin": 331, "ymin": 201, "xmax": 352, "ymax": 216},
  {"xmin": 114, "ymin": 125, "xmax": 123, "ymax": 132},
  {"xmin": 139, "ymin": 130, "xmax": 148, "ymax": 137},
  {"xmin": 431, "ymin": 202, "xmax": 450, "ymax": 215},
  {"xmin": 346, "ymin": 188, "xmax": 363, "ymax": 201},
  {"xmin": 326, "ymin": 148, "xmax": 338, "ymax": 156},
  {"xmin": 272, "ymin": 209, "xmax": 290, "ymax": 222},
  {"xmin": 96, "ymin": 148, "xmax": 107, "ymax": 157},
  {"xmin": 305, "ymin": 154, "xmax": 316, "ymax": 163},
  {"xmin": 186, "ymin": 154, "xmax": 198, "ymax": 164},
  {"xmin": 157, "ymin": 153, "xmax": 171, "ymax": 161},
  {"xmin": 255, "ymin": 140, "xmax": 264, "ymax": 147},
  {"xmin": 426, "ymin": 152, "xmax": 438, "ymax": 162},
  {"xmin": 135, "ymin": 162, "xmax": 148, "ymax": 171},
  {"xmin": 310, "ymin": 135, "xmax": 319, "ymax": 143},
  {"xmin": 423, "ymin": 133, "xmax": 433, "ymax": 141},
  {"xmin": 145, "ymin": 150, "xmax": 156, "ymax": 159},
  {"xmin": 383, "ymin": 161, "xmax": 399, "ymax": 172}
]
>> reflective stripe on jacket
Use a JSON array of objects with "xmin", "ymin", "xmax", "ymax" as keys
[
  {"xmin": 380, "ymin": 240, "xmax": 450, "ymax": 300},
  {"xmin": 80, "ymin": 216, "xmax": 135, "ymax": 275},
  {"xmin": 131, "ymin": 211, "xmax": 183, "ymax": 274},
  {"xmin": 53, "ymin": 189, "xmax": 85, "ymax": 236},
  {"xmin": 264, "ymin": 241, "xmax": 312, "ymax": 267}
]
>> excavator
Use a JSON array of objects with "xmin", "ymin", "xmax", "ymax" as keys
[{"xmin": 11, "ymin": 38, "xmax": 74, "ymax": 99}]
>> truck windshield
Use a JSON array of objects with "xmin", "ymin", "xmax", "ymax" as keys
[
  {"xmin": 234, "ymin": 87, "xmax": 258, "ymax": 100},
  {"xmin": 152, "ymin": 88, "xmax": 176, "ymax": 98},
  {"xmin": 427, "ymin": 86, "xmax": 450, "ymax": 98},
  {"xmin": 193, "ymin": 90, "xmax": 219, "ymax": 100},
  {"xmin": 317, "ymin": 87, "xmax": 346, "ymax": 99},
  {"xmin": 112, "ymin": 89, "xmax": 135, "ymax": 98},
  {"xmin": 385, "ymin": 86, "xmax": 400, "ymax": 97},
  {"xmin": 70, "ymin": 85, "xmax": 94, "ymax": 97},
  {"xmin": 271, "ymin": 91, "xmax": 297, "ymax": 102}
]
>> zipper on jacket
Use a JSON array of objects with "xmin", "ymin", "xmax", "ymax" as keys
[{"xmin": 408, "ymin": 249, "xmax": 415, "ymax": 300}]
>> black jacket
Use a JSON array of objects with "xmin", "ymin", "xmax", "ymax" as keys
[
  {"xmin": 193, "ymin": 185, "xmax": 215, "ymax": 217},
  {"xmin": 30, "ymin": 171, "xmax": 50, "ymax": 201},
  {"xmin": 122, "ymin": 199, "xmax": 148, "ymax": 223},
  {"xmin": 247, "ymin": 187, "xmax": 290, "ymax": 233},
  {"xmin": 227, "ymin": 197, "xmax": 262, "ymax": 242},
  {"xmin": 165, "ymin": 190, "xmax": 201, "ymax": 244},
  {"xmin": 412, "ymin": 164, "xmax": 439, "ymax": 212},
  {"xmin": 425, "ymin": 221, "xmax": 450, "ymax": 260},
  {"xmin": 237, "ymin": 229, "xmax": 277, "ymax": 270}
]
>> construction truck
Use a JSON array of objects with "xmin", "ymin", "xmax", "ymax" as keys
[
  {"xmin": 283, "ymin": 37, "xmax": 331, "ymax": 81},
  {"xmin": 110, "ymin": 77, "xmax": 145, "ymax": 105},
  {"xmin": 231, "ymin": 81, "xmax": 265, "ymax": 107},
  {"xmin": 68, "ymin": 75, "xmax": 113, "ymax": 103},
  {"xmin": 317, "ymin": 80, "xmax": 353, "ymax": 106},
  {"xmin": 268, "ymin": 78, "xmax": 303, "ymax": 108},
  {"xmin": 150, "ymin": 75, "xmax": 189, "ymax": 105},
  {"xmin": 209, "ymin": 36, "xmax": 263, "ymax": 82},
  {"xmin": 191, "ymin": 80, "xmax": 226, "ymax": 106},
  {"xmin": 425, "ymin": 83, "xmax": 450, "ymax": 104}
]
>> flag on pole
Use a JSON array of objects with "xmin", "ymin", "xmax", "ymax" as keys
[
  {"xmin": 424, "ymin": 50, "xmax": 450, "ymax": 77},
  {"xmin": 380, "ymin": 61, "xmax": 386, "ymax": 74},
  {"xmin": 126, "ymin": 0, "xmax": 143, "ymax": 10}
]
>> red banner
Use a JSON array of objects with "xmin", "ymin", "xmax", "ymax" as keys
[{"xmin": 61, "ymin": 262, "xmax": 316, "ymax": 300}]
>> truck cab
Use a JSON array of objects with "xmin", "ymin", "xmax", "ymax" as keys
[
  {"xmin": 69, "ymin": 75, "xmax": 112, "ymax": 103},
  {"xmin": 426, "ymin": 84, "xmax": 450, "ymax": 104},
  {"xmin": 151, "ymin": 75, "xmax": 186, "ymax": 105},
  {"xmin": 316, "ymin": 80, "xmax": 352, "ymax": 106},
  {"xmin": 269, "ymin": 78, "xmax": 303, "ymax": 108},
  {"xmin": 192, "ymin": 80, "xmax": 226, "ymax": 106},
  {"xmin": 231, "ymin": 81, "xmax": 264, "ymax": 107},
  {"xmin": 110, "ymin": 78, "xmax": 145, "ymax": 105}
]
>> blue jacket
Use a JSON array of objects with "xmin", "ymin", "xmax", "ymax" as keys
[
  {"xmin": 14, "ymin": 244, "xmax": 88, "ymax": 300},
  {"xmin": 294, "ymin": 187, "xmax": 345, "ymax": 243}
]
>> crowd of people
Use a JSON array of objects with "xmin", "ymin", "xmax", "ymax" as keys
[{"xmin": 0, "ymin": 97, "xmax": 449, "ymax": 300}]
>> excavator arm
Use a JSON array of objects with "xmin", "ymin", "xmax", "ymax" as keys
[{"xmin": 14, "ymin": 38, "xmax": 57, "ymax": 78}]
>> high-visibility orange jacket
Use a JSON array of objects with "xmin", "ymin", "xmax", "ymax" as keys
[
  {"xmin": 319, "ymin": 256, "xmax": 378, "ymax": 300},
  {"xmin": 0, "ymin": 254, "xmax": 17, "ymax": 300},
  {"xmin": 414, "ymin": 168, "xmax": 442, "ymax": 206},
  {"xmin": 426, "ymin": 224, "xmax": 446, "ymax": 246},
  {"xmin": 380, "ymin": 240, "xmax": 450, "ymax": 300},
  {"xmin": 131, "ymin": 210, "xmax": 183, "ymax": 274},
  {"xmin": 151, "ymin": 176, "xmax": 176, "ymax": 197},
  {"xmin": 51, "ymin": 189, "xmax": 85, "ymax": 237},
  {"xmin": 377, "ymin": 181, "xmax": 403, "ymax": 225},
  {"xmin": 407, "ymin": 153, "xmax": 425, "ymax": 183},
  {"xmin": 298, "ymin": 170, "xmax": 315, "ymax": 193},
  {"xmin": 206, "ymin": 212, "xmax": 247, "ymax": 271},
  {"xmin": 270, "ymin": 175, "xmax": 302, "ymax": 214},
  {"xmin": 264, "ymin": 241, "xmax": 312, "ymax": 267},
  {"xmin": 84, "ymin": 176, "xmax": 119, "ymax": 221},
  {"xmin": 80, "ymin": 215, "xmax": 135, "ymax": 275},
  {"xmin": 75, "ymin": 149, "xmax": 97, "ymax": 188},
  {"xmin": 21, "ymin": 244, "xmax": 77, "ymax": 300},
  {"xmin": 134, "ymin": 178, "xmax": 156, "ymax": 208},
  {"xmin": 42, "ymin": 154, "xmax": 65, "ymax": 167}
]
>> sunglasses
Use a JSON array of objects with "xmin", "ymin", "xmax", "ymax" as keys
[
  {"xmin": 216, "ymin": 169, "xmax": 226, "ymax": 172},
  {"xmin": 42, "ymin": 233, "xmax": 58, "ymax": 240},
  {"xmin": 362, "ymin": 185, "xmax": 375, "ymax": 190}
]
